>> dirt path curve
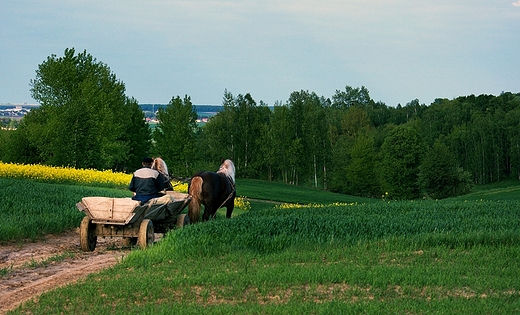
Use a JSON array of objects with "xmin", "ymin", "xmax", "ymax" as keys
[{"xmin": 0, "ymin": 229, "xmax": 132, "ymax": 314}]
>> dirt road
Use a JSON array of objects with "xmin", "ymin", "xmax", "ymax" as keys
[{"xmin": 0, "ymin": 230, "xmax": 131, "ymax": 314}]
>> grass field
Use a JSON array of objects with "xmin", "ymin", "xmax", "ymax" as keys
[
  {"xmin": 2, "ymin": 176, "xmax": 520, "ymax": 314},
  {"xmin": 0, "ymin": 178, "xmax": 132, "ymax": 242}
]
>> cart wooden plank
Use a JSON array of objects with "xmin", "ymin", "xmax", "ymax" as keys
[{"xmin": 77, "ymin": 197, "xmax": 141, "ymax": 225}]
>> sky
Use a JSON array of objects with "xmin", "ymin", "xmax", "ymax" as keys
[{"xmin": 1, "ymin": 0, "xmax": 519, "ymax": 107}]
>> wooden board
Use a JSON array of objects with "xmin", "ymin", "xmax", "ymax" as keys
[
  {"xmin": 78, "ymin": 197, "xmax": 141, "ymax": 224},
  {"xmin": 165, "ymin": 191, "xmax": 190, "ymax": 200}
]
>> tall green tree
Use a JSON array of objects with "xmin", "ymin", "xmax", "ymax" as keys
[
  {"xmin": 345, "ymin": 133, "xmax": 381, "ymax": 197},
  {"xmin": 20, "ymin": 48, "xmax": 148, "ymax": 170},
  {"xmin": 329, "ymin": 106, "xmax": 372, "ymax": 194},
  {"xmin": 380, "ymin": 125, "xmax": 425, "ymax": 199},
  {"xmin": 419, "ymin": 141, "xmax": 473, "ymax": 199},
  {"xmin": 153, "ymin": 95, "xmax": 198, "ymax": 177},
  {"xmin": 203, "ymin": 90, "xmax": 237, "ymax": 162},
  {"xmin": 267, "ymin": 104, "xmax": 293, "ymax": 183},
  {"xmin": 244, "ymin": 100, "xmax": 272, "ymax": 178},
  {"xmin": 233, "ymin": 93, "xmax": 269, "ymax": 178},
  {"xmin": 299, "ymin": 92, "xmax": 329, "ymax": 188},
  {"xmin": 203, "ymin": 91, "xmax": 270, "ymax": 178},
  {"xmin": 506, "ymin": 107, "xmax": 520, "ymax": 180},
  {"xmin": 332, "ymin": 85, "xmax": 372, "ymax": 109},
  {"xmin": 285, "ymin": 90, "xmax": 329, "ymax": 186},
  {"xmin": 122, "ymin": 97, "xmax": 152, "ymax": 172}
]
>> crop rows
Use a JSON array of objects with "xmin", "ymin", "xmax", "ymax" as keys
[
  {"xmin": 161, "ymin": 199, "xmax": 520, "ymax": 258},
  {"xmin": 0, "ymin": 178, "xmax": 131, "ymax": 241},
  {"xmin": 0, "ymin": 163, "xmax": 249, "ymax": 240}
]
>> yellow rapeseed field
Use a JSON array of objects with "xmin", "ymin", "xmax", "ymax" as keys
[
  {"xmin": 0, "ymin": 162, "xmax": 252, "ymax": 209},
  {"xmin": 0, "ymin": 161, "xmax": 132, "ymax": 187}
]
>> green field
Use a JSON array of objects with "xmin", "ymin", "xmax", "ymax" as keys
[{"xmin": 3, "ymin": 178, "xmax": 520, "ymax": 314}]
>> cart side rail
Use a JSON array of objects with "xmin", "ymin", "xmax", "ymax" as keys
[{"xmin": 77, "ymin": 197, "xmax": 141, "ymax": 225}]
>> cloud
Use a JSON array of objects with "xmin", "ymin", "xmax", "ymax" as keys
[{"xmin": 513, "ymin": 1, "xmax": 520, "ymax": 7}]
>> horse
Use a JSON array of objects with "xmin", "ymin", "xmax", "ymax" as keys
[
  {"xmin": 151, "ymin": 157, "xmax": 173, "ymax": 190},
  {"xmin": 188, "ymin": 159, "xmax": 236, "ymax": 223}
]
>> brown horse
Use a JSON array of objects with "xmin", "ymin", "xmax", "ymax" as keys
[{"xmin": 188, "ymin": 159, "xmax": 236, "ymax": 223}]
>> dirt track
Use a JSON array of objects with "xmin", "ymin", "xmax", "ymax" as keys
[{"xmin": 0, "ymin": 230, "xmax": 132, "ymax": 314}]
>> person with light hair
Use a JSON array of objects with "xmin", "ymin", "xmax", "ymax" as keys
[{"xmin": 128, "ymin": 157, "xmax": 165, "ymax": 203}]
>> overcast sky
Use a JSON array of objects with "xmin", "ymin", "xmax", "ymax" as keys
[{"xmin": 1, "ymin": 0, "xmax": 519, "ymax": 106}]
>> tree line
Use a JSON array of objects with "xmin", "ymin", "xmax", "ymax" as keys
[{"xmin": 1, "ymin": 48, "xmax": 519, "ymax": 199}]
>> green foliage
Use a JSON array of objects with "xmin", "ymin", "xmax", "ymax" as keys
[
  {"xmin": 153, "ymin": 95, "xmax": 198, "ymax": 177},
  {"xmin": 205, "ymin": 90, "xmax": 520, "ymax": 197},
  {"xmin": 266, "ymin": 105, "xmax": 296, "ymax": 182},
  {"xmin": 17, "ymin": 48, "xmax": 150, "ymax": 171},
  {"xmin": 192, "ymin": 89, "xmax": 520, "ymax": 199},
  {"xmin": 419, "ymin": 141, "xmax": 473, "ymax": 199},
  {"xmin": 123, "ymin": 98, "xmax": 152, "ymax": 172},
  {"xmin": 332, "ymin": 85, "xmax": 372, "ymax": 109},
  {"xmin": 380, "ymin": 125, "xmax": 425, "ymax": 199},
  {"xmin": 0, "ymin": 130, "xmax": 10, "ymax": 161},
  {"xmin": 283, "ymin": 91, "xmax": 330, "ymax": 186},
  {"xmin": 7, "ymin": 49, "xmax": 520, "ymax": 199},
  {"xmin": 344, "ymin": 133, "xmax": 381, "ymax": 197},
  {"xmin": 0, "ymin": 118, "xmax": 19, "ymax": 129},
  {"xmin": 203, "ymin": 91, "xmax": 272, "ymax": 179}
]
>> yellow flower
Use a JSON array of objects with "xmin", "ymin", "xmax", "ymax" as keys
[
  {"xmin": 234, "ymin": 196, "xmax": 251, "ymax": 211},
  {"xmin": 274, "ymin": 202, "xmax": 356, "ymax": 209},
  {"xmin": 0, "ymin": 162, "xmax": 131, "ymax": 187}
]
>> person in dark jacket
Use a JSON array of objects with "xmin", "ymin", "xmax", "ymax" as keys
[{"xmin": 128, "ymin": 157, "xmax": 165, "ymax": 203}]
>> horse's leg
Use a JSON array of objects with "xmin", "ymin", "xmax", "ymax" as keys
[
  {"xmin": 225, "ymin": 199, "xmax": 235, "ymax": 218},
  {"xmin": 225, "ymin": 205, "xmax": 234, "ymax": 218},
  {"xmin": 202, "ymin": 204, "xmax": 213, "ymax": 221}
]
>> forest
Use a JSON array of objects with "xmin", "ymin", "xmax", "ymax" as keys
[{"xmin": 1, "ymin": 48, "xmax": 519, "ymax": 200}]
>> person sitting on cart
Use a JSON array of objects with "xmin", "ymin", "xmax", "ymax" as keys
[{"xmin": 129, "ymin": 157, "xmax": 166, "ymax": 203}]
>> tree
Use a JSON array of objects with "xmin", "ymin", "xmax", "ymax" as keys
[
  {"xmin": 329, "ymin": 106, "xmax": 375, "ymax": 194},
  {"xmin": 419, "ymin": 141, "xmax": 473, "ymax": 199},
  {"xmin": 267, "ymin": 104, "xmax": 293, "ymax": 183},
  {"xmin": 122, "ymin": 97, "xmax": 152, "ymax": 172},
  {"xmin": 22, "ymin": 48, "xmax": 148, "ymax": 170},
  {"xmin": 203, "ymin": 91, "xmax": 271, "ymax": 178},
  {"xmin": 233, "ymin": 93, "xmax": 269, "ymax": 178},
  {"xmin": 345, "ymin": 133, "xmax": 381, "ymax": 197},
  {"xmin": 332, "ymin": 85, "xmax": 372, "ymax": 109},
  {"xmin": 203, "ymin": 90, "xmax": 237, "ymax": 162},
  {"xmin": 299, "ymin": 92, "xmax": 329, "ymax": 188},
  {"xmin": 380, "ymin": 125, "xmax": 425, "ymax": 199},
  {"xmin": 153, "ymin": 95, "xmax": 198, "ymax": 177},
  {"xmin": 285, "ymin": 90, "xmax": 329, "ymax": 187}
]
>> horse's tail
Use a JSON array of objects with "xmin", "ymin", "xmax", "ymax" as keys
[{"xmin": 188, "ymin": 176, "xmax": 203, "ymax": 223}]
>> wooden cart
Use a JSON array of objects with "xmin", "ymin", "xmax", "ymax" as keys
[{"xmin": 76, "ymin": 191, "xmax": 191, "ymax": 251}]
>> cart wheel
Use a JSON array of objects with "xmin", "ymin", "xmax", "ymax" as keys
[
  {"xmin": 79, "ymin": 216, "xmax": 97, "ymax": 252},
  {"xmin": 138, "ymin": 219, "xmax": 154, "ymax": 249},
  {"xmin": 123, "ymin": 237, "xmax": 137, "ymax": 247},
  {"xmin": 176, "ymin": 214, "xmax": 188, "ymax": 228}
]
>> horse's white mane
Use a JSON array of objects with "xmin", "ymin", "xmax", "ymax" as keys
[{"xmin": 217, "ymin": 159, "xmax": 235, "ymax": 184}]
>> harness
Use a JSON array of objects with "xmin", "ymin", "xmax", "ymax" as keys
[{"xmin": 211, "ymin": 175, "xmax": 236, "ymax": 219}]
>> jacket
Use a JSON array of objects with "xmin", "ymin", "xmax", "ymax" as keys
[{"xmin": 128, "ymin": 167, "xmax": 165, "ymax": 202}]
